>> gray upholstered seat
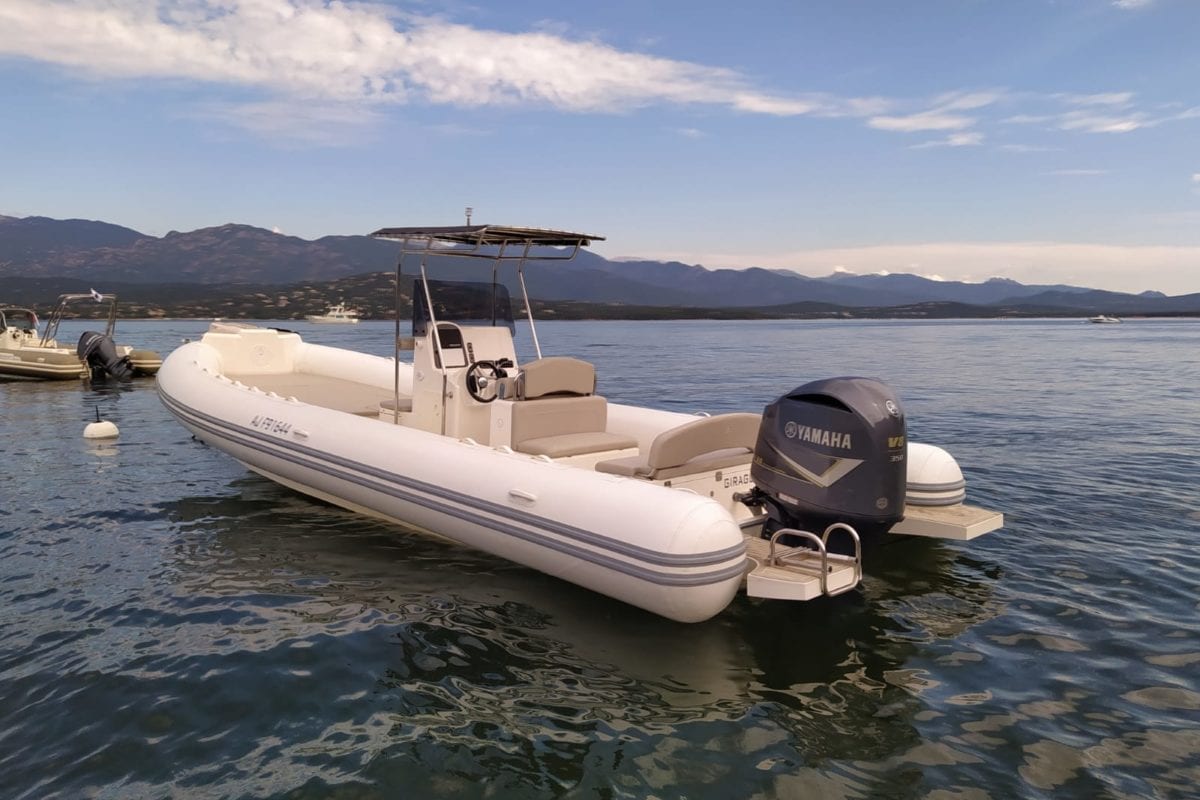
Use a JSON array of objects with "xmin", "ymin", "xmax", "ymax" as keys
[
  {"xmin": 595, "ymin": 412, "xmax": 761, "ymax": 480},
  {"xmin": 508, "ymin": 357, "xmax": 637, "ymax": 457},
  {"xmin": 517, "ymin": 356, "xmax": 597, "ymax": 399}
]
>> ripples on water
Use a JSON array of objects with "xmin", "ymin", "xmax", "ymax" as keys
[{"xmin": 1, "ymin": 318, "xmax": 1198, "ymax": 798}]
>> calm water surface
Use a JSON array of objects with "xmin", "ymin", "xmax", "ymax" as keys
[{"xmin": 2, "ymin": 318, "xmax": 1198, "ymax": 799}]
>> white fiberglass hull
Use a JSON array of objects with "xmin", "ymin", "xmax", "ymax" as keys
[{"xmin": 156, "ymin": 340, "xmax": 746, "ymax": 623}]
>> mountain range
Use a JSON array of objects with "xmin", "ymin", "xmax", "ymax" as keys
[{"xmin": 2, "ymin": 214, "xmax": 1198, "ymax": 316}]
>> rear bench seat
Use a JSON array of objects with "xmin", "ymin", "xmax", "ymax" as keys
[{"xmin": 596, "ymin": 412, "xmax": 761, "ymax": 480}]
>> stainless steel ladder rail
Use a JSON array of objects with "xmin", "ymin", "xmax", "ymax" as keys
[{"xmin": 765, "ymin": 522, "xmax": 862, "ymax": 597}]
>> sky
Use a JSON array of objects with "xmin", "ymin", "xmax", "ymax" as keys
[{"xmin": 2, "ymin": 0, "xmax": 1199, "ymax": 295}]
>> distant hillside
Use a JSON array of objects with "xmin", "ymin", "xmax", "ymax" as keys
[
  {"xmin": 816, "ymin": 272, "xmax": 1093, "ymax": 304},
  {"xmin": 2, "ymin": 215, "xmax": 1198, "ymax": 316},
  {"xmin": 994, "ymin": 288, "xmax": 1200, "ymax": 314},
  {"xmin": 0, "ymin": 215, "xmax": 149, "ymax": 262},
  {"xmin": 6, "ymin": 273, "xmax": 1195, "ymax": 323},
  {"xmin": 0, "ymin": 218, "xmax": 400, "ymax": 284}
]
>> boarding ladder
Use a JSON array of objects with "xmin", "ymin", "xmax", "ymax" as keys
[{"xmin": 742, "ymin": 522, "xmax": 863, "ymax": 601}]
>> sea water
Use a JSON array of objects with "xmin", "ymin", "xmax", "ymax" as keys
[{"xmin": 1, "ymin": 317, "xmax": 1198, "ymax": 799}]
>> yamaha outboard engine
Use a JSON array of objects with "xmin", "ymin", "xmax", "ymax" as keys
[
  {"xmin": 77, "ymin": 331, "xmax": 134, "ymax": 381},
  {"xmin": 749, "ymin": 377, "xmax": 907, "ymax": 545}
]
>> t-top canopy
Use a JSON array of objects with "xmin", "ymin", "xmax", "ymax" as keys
[{"xmin": 371, "ymin": 225, "xmax": 604, "ymax": 249}]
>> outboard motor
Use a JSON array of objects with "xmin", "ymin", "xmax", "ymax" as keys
[
  {"xmin": 77, "ymin": 331, "xmax": 134, "ymax": 381},
  {"xmin": 748, "ymin": 377, "xmax": 907, "ymax": 545}
]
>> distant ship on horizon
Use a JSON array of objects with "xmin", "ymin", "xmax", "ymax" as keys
[{"xmin": 306, "ymin": 302, "xmax": 361, "ymax": 324}]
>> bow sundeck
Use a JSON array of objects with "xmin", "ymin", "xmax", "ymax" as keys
[
  {"xmin": 156, "ymin": 224, "xmax": 1003, "ymax": 622},
  {"xmin": 0, "ymin": 293, "xmax": 162, "ymax": 381}
]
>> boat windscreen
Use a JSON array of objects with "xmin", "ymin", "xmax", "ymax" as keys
[
  {"xmin": 0, "ymin": 309, "xmax": 37, "ymax": 330},
  {"xmin": 413, "ymin": 279, "xmax": 516, "ymax": 336}
]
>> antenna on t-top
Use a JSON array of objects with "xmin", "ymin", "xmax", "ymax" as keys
[{"xmin": 465, "ymin": 206, "xmax": 473, "ymax": 225}]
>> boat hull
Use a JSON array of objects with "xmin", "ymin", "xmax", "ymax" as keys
[
  {"xmin": 156, "ymin": 341, "xmax": 746, "ymax": 622},
  {"xmin": 0, "ymin": 342, "xmax": 160, "ymax": 381},
  {"xmin": 127, "ymin": 349, "xmax": 163, "ymax": 375},
  {"xmin": 0, "ymin": 349, "xmax": 86, "ymax": 380}
]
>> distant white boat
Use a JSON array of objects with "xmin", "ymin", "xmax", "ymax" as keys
[
  {"xmin": 306, "ymin": 302, "xmax": 360, "ymax": 324},
  {"xmin": 1087, "ymin": 315, "xmax": 1122, "ymax": 324}
]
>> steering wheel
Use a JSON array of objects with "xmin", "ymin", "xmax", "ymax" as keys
[{"xmin": 465, "ymin": 360, "xmax": 505, "ymax": 403}]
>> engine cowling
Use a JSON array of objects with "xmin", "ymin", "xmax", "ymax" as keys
[
  {"xmin": 751, "ymin": 376, "xmax": 907, "ymax": 538},
  {"xmin": 77, "ymin": 331, "xmax": 134, "ymax": 381}
]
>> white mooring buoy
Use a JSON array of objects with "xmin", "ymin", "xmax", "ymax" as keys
[{"xmin": 84, "ymin": 407, "xmax": 119, "ymax": 439}]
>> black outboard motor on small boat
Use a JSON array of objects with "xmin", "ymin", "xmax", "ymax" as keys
[
  {"xmin": 77, "ymin": 331, "xmax": 134, "ymax": 381},
  {"xmin": 747, "ymin": 377, "xmax": 907, "ymax": 545}
]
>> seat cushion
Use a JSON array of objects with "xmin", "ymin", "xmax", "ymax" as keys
[
  {"xmin": 517, "ymin": 431, "xmax": 639, "ymax": 458},
  {"xmin": 595, "ymin": 447, "xmax": 752, "ymax": 479},
  {"xmin": 519, "ymin": 357, "xmax": 596, "ymax": 399},
  {"xmin": 510, "ymin": 395, "xmax": 607, "ymax": 444},
  {"xmin": 594, "ymin": 413, "xmax": 761, "ymax": 480},
  {"xmin": 594, "ymin": 454, "xmax": 645, "ymax": 477},
  {"xmin": 647, "ymin": 413, "xmax": 761, "ymax": 469}
]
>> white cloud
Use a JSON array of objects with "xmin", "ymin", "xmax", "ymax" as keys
[
  {"xmin": 869, "ymin": 90, "xmax": 1000, "ymax": 138},
  {"xmin": 945, "ymin": 132, "xmax": 984, "ymax": 146},
  {"xmin": 912, "ymin": 132, "xmax": 984, "ymax": 149},
  {"xmin": 729, "ymin": 94, "xmax": 820, "ymax": 115},
  {"xmin": 931, "ymin": 90, "xmax": 1005, "ymax": 111},
  {"xmin": 1057, "ymin": 111, "xmax": 1146, "ymax": 133},
  {"xmin": 1004, "ymin": 93, "xmax": 1198, "ymax": 136},
  {"xmin": 1003, "ymin": 113, "xmax": 1051, "ymax": 125},
  {"xmin": 620, "ymin": 242, "xmax": 1200, "ymax": 295},
  {"xmin": 0, "ymin": 0, "xmax": 1187, "ymax": 153},
  {"xmin": 1058, "ymin": 92, "xmax": 1134, "ymax": 107},
  {"xmin": 1047, "ymin": 169, "xmax": 1108, "ymax": 176},
  {"xmin": 0, "ymin": 2, "xmax": 1003, "ymax": 146},
  {"xmin": 1113, "ymin": 0, "xmax": 1153, "ymax": 9},
  {"xmin": 869, "ymin": 111, "xmax": 975, "ymax": 132},
  {"xmin": 1191, "ymin": 173, "xmax": 1200, "ymax": 183},
  {"xmin": 838, "ymin": 96, "xmax": 896, "ymax": 117},
  {"xmin": 0, "ymin": 0, "xmax": 871, "ymax": 124},
  {"xmin": 1006, "ymin": 110, "xmax": 1146, "ymax": 134}
]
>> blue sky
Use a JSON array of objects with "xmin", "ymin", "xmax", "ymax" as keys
[{"xmin": 2, "ymin": 0, "xmax": 1199, "ymax": 295}]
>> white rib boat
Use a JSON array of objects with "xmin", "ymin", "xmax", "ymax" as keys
[{"xmin": 156, "ymin": 225, "xmax": 1003, "ymax": 622}]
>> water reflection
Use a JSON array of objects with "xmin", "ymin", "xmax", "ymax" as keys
[
  {"xmin": 7, "ymin": 319, "xmax": 1197, "ymax": 798},
  {"xmin": 137, "ymin": 477, "xmax": 1002, "ymax": 796}
]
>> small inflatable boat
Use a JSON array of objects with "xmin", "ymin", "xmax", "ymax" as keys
[
  {"xmin": 156, "ymin": 225, "xmax": 1002, "ymax": 622},
  {"xmin": 0, "ymin": 293, "xmax": 161, "ymax": 381}
]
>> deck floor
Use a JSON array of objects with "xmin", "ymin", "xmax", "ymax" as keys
[{"xmin": 229, "ymin": 372, "xmax": 400, "ymax": 416}]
